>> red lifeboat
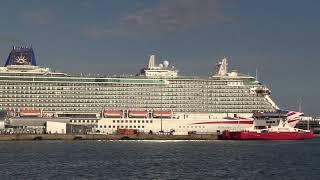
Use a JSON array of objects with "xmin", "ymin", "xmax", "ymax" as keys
[
  {"xmin": 128, "ymin": 111, "xmax": 148, "ymax": 118},
  {"xmin": 153, "ymin": 111, "xmax": 172, "ymax": 118},
  {"xmin": 20, "ymin": 109, "xmax": 41, "ymax": 117},
  {"xmin": 103, "ymin": 110, "xmax": 123, "ymax": 118}
]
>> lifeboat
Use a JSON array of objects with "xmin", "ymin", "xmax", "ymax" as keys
[
  {"xmin": 103, "ymin": 110, "xmax": 123, "ymax": 118},
  {"xmin": 20, "ymin": 109, "xmax": 41, "ymax": 117},
  {"xmin": 153, "ymin": 111, "xmax": 172, "ymax": 118},
  {"xmin": 255, "ymin": 87, "xmax": 271, "ymax": 95},
  {"xmin": 128, "ymin": 111, "xmax": 148, "ymax": 118}
]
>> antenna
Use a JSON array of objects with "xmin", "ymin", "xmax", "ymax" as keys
[
  {"xmin": 255, "ymin": 68, "xmax": 258, "ymax": 82},
  {"xmin": 298, "ymin": 97, "xmax": 302, "ymax": 112}
]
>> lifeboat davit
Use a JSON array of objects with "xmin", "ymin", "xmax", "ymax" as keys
[
  {"xmin": 128, "ymin": 111, "xmax": 148, "ymax": 118},
  {"xmin": 20, "ymin": 109, "xmax": 41, "ymax": 117},
  {"xmin": 153, "ymin": 111, "xmax": 172, "ymax": 118},
  {"xmin": 103, "ymin": 110, "xmax": 123, "ymax": 118}
]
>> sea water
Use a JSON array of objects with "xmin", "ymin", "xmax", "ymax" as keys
[{"xmin": 0, "ymin": 139, "xmax": 319, "ymax": 180}]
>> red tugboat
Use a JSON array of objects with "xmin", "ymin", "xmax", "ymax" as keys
[{"xmin": 221, "ymin": 110, "xmax": 314, "ymax": 140}]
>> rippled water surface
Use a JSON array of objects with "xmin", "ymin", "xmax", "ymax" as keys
[{"xmin": 0, "ymin": 139, "xmax": 319, "ymax": 180}]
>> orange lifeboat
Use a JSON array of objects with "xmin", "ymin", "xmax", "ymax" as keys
[
  {"xmin": 103, "ymin": 110, "xmax": 123, "ymax": 118},
  {"xmin": 153, "ymin": 111, "xmax": 172, "ymax": 118},
  {"xmin": 20, "ymin": 109, "xmax": 41, "ymax": 117},
  {"xmin": 128, "ymin": 111, "xmax": 148, "ymax": 118}
]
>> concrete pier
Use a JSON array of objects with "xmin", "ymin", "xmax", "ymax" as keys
[{"xmin": 0, "ymin": 133, "xmax": 219, "ymax": 141}]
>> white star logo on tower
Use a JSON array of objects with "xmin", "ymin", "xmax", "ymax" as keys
[{"xmin": 15, "ymin": 55, "xmax": 28, "ymax": 64}]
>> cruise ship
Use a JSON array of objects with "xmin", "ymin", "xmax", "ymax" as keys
[{"xmin": 0, "ymin": 46, "xmax": 302, "ymax": 135}]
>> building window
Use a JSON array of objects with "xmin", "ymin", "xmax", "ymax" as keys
[
  {"xmin": 113, "ymin": 120, "xmax": 115, "ymax": 123},
  {"xmin": 100, "ymin": 125, "xmax": 102, "ymax": 128},
  {"xmin": 146, "ymin": 120, "xmax": 148, "ymax": 123},
  {"xmin": 104, "ymin": 125, "xmax": 107, "ymax": 128}
]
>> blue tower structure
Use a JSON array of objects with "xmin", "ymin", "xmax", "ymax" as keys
[{"xmin": 5, "ymin": 46, "xmax": 37, "ymax": 66}]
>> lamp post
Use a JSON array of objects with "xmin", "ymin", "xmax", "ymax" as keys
[{"xmin": 160, "ymin": 85, "xmax": 163, "ymax": 133}]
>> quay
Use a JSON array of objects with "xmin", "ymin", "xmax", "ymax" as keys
[{"xmin": 0, "ymin": 133, "xmax": 219, "ymax": 141}]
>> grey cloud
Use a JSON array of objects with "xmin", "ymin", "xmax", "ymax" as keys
[
  {"xmin": 22, "ymin": 9, "xmax": 54, "ymax": 25},
  {"xmin": 0, "ymin": 35, "xmax": 26, "ymax": 45},
  {"xmin": 85, "ymin": 0, "xmax": 229, "ymax": 38},
  {"xmin": 120, "ymin": 0, "xmax": 228, "ymax": 31}
]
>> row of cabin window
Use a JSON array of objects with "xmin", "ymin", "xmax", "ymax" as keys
[
  {"xmin": 179, "ymin": 126, "xmax": 206, "ymax": 129},
  {"xmin": 99, "ymin": 125, "xmax": 145, "ymax": 129},
  {"xmin": 266, "ymin": 121, "xmax": 276, "ymax": 124},
  {"xmin": 113, "ymin": 120, "xmax": 153, "ymax": 123},
  {"xmin": 70, "ymin": 119, "xmax": 98, "ymax": 123}
]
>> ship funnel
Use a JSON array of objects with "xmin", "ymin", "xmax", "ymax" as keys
[
  {"xmin": 5, "ymin": 46, "xmax": 37, "ymax": 66},
  {"xmin": 148, "ymin": 55, "xmax": 155, "ymax": 69}
]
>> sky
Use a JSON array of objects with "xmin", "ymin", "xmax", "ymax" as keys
[{"xmin": 0, "ymin": 0, "xmax": 319, "ymax": 115}]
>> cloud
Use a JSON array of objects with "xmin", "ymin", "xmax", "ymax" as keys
[
  {"xmin": 0, "ymin": 35, "xmax": 28, "ymax": 46},
  {"xmin": 79, "ymin": 0, "xmax": 92, "ymax": 8},
  {"xmin": 84, "ymin": 0, "xmax": 230, "ymax": 38},
  {"xmin": 22, "ymin": 9, "xmax": 54, "ymax": 25}
]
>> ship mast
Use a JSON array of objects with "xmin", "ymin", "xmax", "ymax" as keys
[
  {"xmin": 148, "ymin": 55, "xmax": 155, "ymax": 69},
  {"xmin": 216, "ymin": 57, "xmax": 228, "ymax": 76}
]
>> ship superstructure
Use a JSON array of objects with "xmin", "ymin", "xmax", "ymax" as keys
[
  {"xmin": 0, "ymin": 46, "xmax": 289, "ymax": 134},
  {"xmin": 0, "ymin": 47, "xmax": 277, "ymax": 113}
]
